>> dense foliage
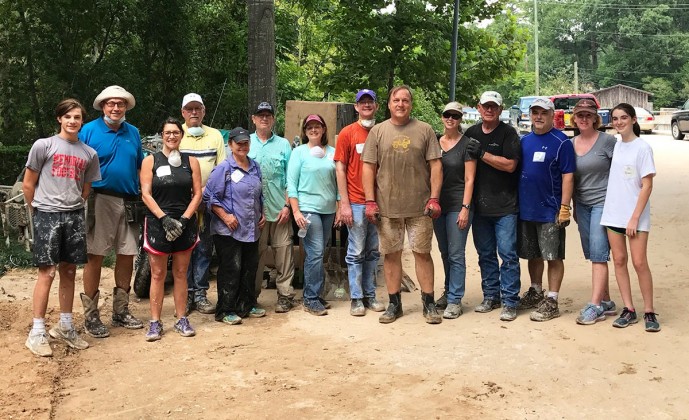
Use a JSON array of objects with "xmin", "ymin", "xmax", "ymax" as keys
[
  {"xmin": 497, "ymin": 0, "xmax": 689, "ymax": 108},
  {"xmin": 0, "ymin": 0, "xmax": 523, "ymax": 146}
]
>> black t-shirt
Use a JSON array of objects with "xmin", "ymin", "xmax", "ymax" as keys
[
  {"xmin": 439, "ymin": 136, "xmax": 473, "ymax": 212},
  {"xmin": 148, "ymin": 151, "xmax": 193, "ymax": 218},
  {"xmin": 464, "ymin": 122, "xmax": 521, "ymax": 217}
]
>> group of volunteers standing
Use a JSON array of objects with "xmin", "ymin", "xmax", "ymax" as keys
[
  {"xmin": 23, "ymin": 83, "xmax": 660, "ymax": 357},
  {"xmin": 457, "ymin": 94, "xmax": 659, "ymax": 331},
  {"xmin": 389, "ymin": 89, "xmax": 659, "ymax": 332},
  {"xmin": 24, "ymin": 87, "xmax": 270, "ymax": 356}
]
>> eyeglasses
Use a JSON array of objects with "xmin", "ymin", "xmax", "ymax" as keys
[
  {"xmin": 481, "ymin": 103, "xmax": 500, "ymax": 111},
  {"xmin": 357, "ymin": 100, "xmax": 376, "ymax": 106},
  {"xmin": 576, "ymin": 113, "xmax": 596, "ymax": 120},
  {"xmin": 183, "ymin": 106, "xmax": 204, "ymax": 113},
  {"xmin": 442, "ymin": 112, "xmax": 461, "ymax": 120},
  {"xmin": 254, "ymin": 113, "xmax": 273, "ymax": 120},
  {"xmin": 104, "ymin": 101, "xmax": 126, "ymax": 109},
  {"xmin": 163, "ymin": 131, "xmax": 182, "ymax": 137}
]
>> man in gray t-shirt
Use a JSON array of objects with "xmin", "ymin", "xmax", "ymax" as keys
[
  {"xmin": 26, "ymin": 136, "xmax": 101, "ymax": 212},
  {"xmin": 22, "ymin": 99, "xmax": 101, "ymax": 358}
]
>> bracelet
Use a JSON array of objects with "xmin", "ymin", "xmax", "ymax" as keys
[{"xmin": 560, "ymin": 204, "xmax": 572, "ymax": 210}]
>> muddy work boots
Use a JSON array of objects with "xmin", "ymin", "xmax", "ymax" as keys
[
  {"xmin": 421, "ymin": 292, "xmax": 442, "ymax": 324},
  {"xmin": 111, "ymin": 287, "xmax": 144, "ymax": 329},
  {"xmin": 80, "ymin": 290, "xmax": 110, "ymax": 338},
  {"xmin": 379, "ymin": 292, "xmax": 404, "ymax": 324}
]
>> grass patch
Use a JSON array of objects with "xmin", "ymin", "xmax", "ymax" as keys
[{"xmin": 0, "ymin": 235, "xmax": 34, "ymax": 276}]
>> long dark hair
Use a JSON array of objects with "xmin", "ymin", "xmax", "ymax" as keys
[{"xmin": 612, "ymin": 103, "xmax": 641, "ymax": 137}]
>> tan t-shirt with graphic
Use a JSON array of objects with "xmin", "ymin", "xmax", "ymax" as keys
[{"xmin": 362, "ymin": 118, "xmax": 441, "ymax": 218}]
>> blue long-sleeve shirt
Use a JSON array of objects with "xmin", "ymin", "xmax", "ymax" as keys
[{"xmin": 203, "ymin": 154, "xmax": 263, "ymax": 242}]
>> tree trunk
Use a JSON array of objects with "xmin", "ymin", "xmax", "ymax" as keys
[
  {"xmin": 247, "ymin": 0, "xmax": 276, "ymax": 130},
  {"xmin": 16, "ymin": 0, "xmax": 45, "ymax": 138}
]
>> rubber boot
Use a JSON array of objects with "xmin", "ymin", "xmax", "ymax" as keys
[
  {"xmin": 379, "ymin": 292, "xmax": 403, "ymax": 324},
  {"xmin": 80, "ymin": 291, "xmax": 110, "ymax": 338},
  {"xmin": 111, "ymin": 287, "xmax": 144, "ymax": 329},
  {"xmin": 422, "ymin": 292, "xmax": 442, "ymax": 324}
]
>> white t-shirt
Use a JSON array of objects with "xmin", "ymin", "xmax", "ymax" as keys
[{"xmin": 600, "ymin": 137, "xmax": 655, "ymax": 231}]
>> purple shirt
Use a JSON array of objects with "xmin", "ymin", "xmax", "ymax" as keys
[{"xmin": 203, "ymin": 154, "xmax": 263, "ymax": 242}]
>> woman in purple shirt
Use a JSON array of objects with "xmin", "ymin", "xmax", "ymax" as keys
[{"xmin": 203, "ymin": 127, "xmax": 266, "ymax": 325}]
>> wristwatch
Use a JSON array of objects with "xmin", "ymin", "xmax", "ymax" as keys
[{"xmin": 462, "ymin": 204, "xmax": 471, "ymax": 210}]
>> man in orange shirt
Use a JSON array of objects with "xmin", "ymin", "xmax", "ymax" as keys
[{"xmin": 334, "ymin": 89, "xmax": 385, "ymax": 316}]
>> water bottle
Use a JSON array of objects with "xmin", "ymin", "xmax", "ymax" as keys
[{"xmin": 297, "ymin": 214, "xmax": 311, "ymax": 238}]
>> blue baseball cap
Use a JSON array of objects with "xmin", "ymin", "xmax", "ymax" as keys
[{"xmin": 355, "ymin": 89, "xmax": 377, "ymax": 103}]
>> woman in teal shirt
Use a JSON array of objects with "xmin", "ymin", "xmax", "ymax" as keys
[{"xmin": 287, "ymin": 114, "xmax": 340, "ymax": 315}]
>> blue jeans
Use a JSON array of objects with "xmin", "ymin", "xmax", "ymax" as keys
[
  {"xmin": 345, "ymin": 204, "xmax": 380, "ymax": 299},
  {"xmin": 433, "ymin": 211, "xmax": 473, "ymax": 304},
  {"xmin": 302, "ymin": 212, "xmax": 335, "ymax": 302},
  {"xmin": 471, "ymin": 213, "xmax": 521, "ymax": 308},
  {"xmin": 187, "ymin": 213, "xmax": 213, "ymax": 300},
  {"xmin": 575, "ymin": 202, "xmax": 610, "ymax": 262}
]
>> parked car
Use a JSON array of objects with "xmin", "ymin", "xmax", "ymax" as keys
[
  {"xmin": 509, "ymin": 96, "xmax": 548, "ymax": 134},
  {"xmin": 634, "ymin": 107, "xmax": 655, "ymax": 134},
  {"xmin": 500, "ymin": 110, "xmax": 510, "ymax": 124},
  {"xmin": 671, "ymin": 99, "xmax": 689, "ymax": 140}
]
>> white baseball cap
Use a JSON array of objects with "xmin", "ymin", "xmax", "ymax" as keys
[
  {"xmin": 479, "ymin": 91, "xmax": 503, "ymax": 106},
  {"xmin": 530, "ymin": 98, "xmax": 555, "ymax": 111},
  {"xmin": 182, "ymin": 93, "xmax": 204, "ymax": 108}
]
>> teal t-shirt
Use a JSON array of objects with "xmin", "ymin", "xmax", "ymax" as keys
[
  {"xmin": 248, "ymin": 132, "xmax": 291, "ymax": 222},
  {"xmin": 287, "ymin": 144, "xmax": 339, "ymax": 214}
]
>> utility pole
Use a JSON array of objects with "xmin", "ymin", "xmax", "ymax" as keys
[
  {"xmin": 574, "ymin": 61, "xmax": 579, "ymax": 93},
  {"xmin": 449, "ymin": 0, "xmax": 460, "ymax": 101},
  {"xmin": 534, "ymin": 0, "xmax": 539, "ymax": 95}
]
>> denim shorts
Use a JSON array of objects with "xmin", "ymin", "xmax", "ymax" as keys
[{"xmin": 575, "ymin": 202, "xmax": 609, "ymax": 262}]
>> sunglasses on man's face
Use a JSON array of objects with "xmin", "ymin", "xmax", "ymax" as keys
[{"xmin": 442, "ymin": 112, "xmax": 461, "ymax": 120}]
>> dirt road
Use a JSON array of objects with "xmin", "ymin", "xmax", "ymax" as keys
[{"xmin": 1, "ymin": 134, "xmax": 687, "ymax": 419}]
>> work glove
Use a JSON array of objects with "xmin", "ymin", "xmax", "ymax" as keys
[
  {"xmin": 424, "ymin": 198, "xmax": 441, "ymax": 219},
  {"xmin": 557, "ymin": 204, "xmax": 571, "ymax": 227},
  {"xmin": 365, "ymin": 200, "xmax": 381, "ymax": 224},
  {"xmin": 466, "ymin": 138, "xmax": 484, "ymax": 160},
  {"xmin": 160, "ymin": 215, "xmax": 184, "ymax": 241},
  {"xmin": 179, "ymin": 216, "xmax": 190, "ymax": 231}
]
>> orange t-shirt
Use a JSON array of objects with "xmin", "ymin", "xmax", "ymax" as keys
[{"xmin": 334, "ymin": 122, "xmax": 370, "ymax": 204}]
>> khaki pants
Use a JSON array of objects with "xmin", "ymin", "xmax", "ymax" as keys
[{"xmin": 254, "ymin": 220, "xmax": 295, "ymax": 299}]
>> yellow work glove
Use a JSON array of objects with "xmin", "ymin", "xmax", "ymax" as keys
[{"xmin": 557, "ymin": 204, "xmax": 571, "ymax": 227}]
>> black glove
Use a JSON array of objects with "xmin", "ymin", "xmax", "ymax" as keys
[
  {"xmin": 179, "ymin": 216, "xmax": 190, "ymax": 231},
  {"xmin": 466, "ymin": 138, "xmax": 484, "ymax": 160},
  {"xmin": 160, "ymin": 215, "xmax": 183, "ymax": 242}
]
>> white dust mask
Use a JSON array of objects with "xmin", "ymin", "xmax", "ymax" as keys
[
  {"xmin": 187, "ymin": 126, "xmax": 204, "ymax": 136},
  {"xmin": 310, "ymin": 146, "xmax": 325, "ymax": 158},
  {"xmin": 103, "ymin": 115, "xmax": 125, "ymax": 125},
  {"xmin": 168, "ymin": 149, "xmax": 182, "ymax": 167},
  {"xmin": 360, "ymin": 119, "xmax": 375, "ymax": 129}
]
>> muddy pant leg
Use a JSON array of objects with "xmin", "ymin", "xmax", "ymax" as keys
[{"xmin": 213, "ymin": 235, "xmax": 241, "ymax": 321}]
